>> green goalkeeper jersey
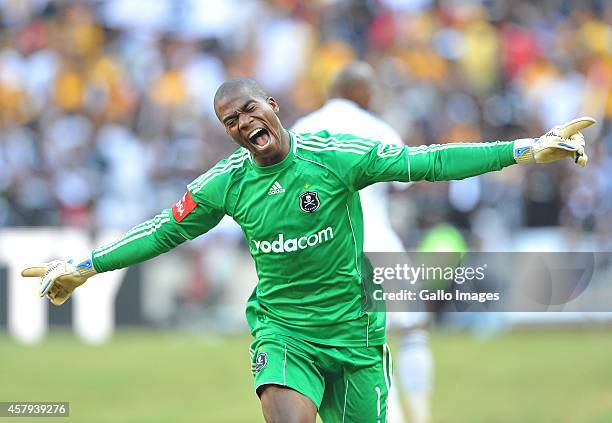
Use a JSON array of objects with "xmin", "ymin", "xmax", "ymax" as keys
[{"xmin": 92, "ymin": 130, "xmax": 515, "ymax": 346}]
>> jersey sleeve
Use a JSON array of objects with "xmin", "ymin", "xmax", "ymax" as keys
[
  {"xmin": 92, "ymin": 149, "xmax": 248, "ymax": 272},
  {"xmin": 405, "ymin": 141, "xmax": 516, "ymax": 182},
  {"xmin": 92, "ymin": 181, "xmax": 225, "ymax": 273},
  {"xmin": 333, "ymin": 135, "xmax": 516, "ymax": 190}
]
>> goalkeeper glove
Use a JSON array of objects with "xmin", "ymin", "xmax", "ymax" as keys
[
  {"xmin": 514, "ymin": 117, "xmax": 596, "ymax": 167},
  {"xmin": 21, "ymin": 257, "xmax": 97, "ymax": 305}
]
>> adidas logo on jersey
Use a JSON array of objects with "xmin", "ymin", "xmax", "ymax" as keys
[{"xmin": 268, "ymin": 181, "xmax": 285, "ymax": 195}]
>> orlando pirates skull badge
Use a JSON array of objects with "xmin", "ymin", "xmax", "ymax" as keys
[{"xmin": 299, "ymin": 191, "xmax": 320, "ymax": 213}]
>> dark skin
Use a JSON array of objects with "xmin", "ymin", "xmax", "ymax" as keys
[
  {"xmin": 214, "ymin": 85, "xmax": 291, "ymax": 167},
  {"xmin": 259, "ymin": 386, "xmax": 317, "ymax": 423},
  {"xmin": 214, "ymin": 82, "xmax": 317, "ymax": 422}
]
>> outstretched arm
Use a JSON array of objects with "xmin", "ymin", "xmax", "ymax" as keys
[
  {"xmin": 347, "ymin": 117, "xmax": 595, "ymax": 189},
  {"xmin": 407, "ymin": 140, "xmax": 514, "ymax": 182},
  {"xmin": 410, "ymin": 116, "xmax": 595, "ymax": 182},
  {"xmin": 22, "ymin": 190, "xmax": 224, "ymax": 305},
  {"xmin": 92, "ymin": 206, "xmax": 212, "ymax": 272}
]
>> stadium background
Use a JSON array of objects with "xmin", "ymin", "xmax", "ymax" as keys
[{"xmin": 0, "ymin": 0, "xmax": 611, "ymax": 421}]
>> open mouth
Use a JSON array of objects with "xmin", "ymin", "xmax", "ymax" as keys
[{"xmin": 248, "ymin": 128, "xmax": 271, "ymax": 149}]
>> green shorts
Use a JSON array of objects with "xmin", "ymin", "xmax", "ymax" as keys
[{"xmin": 250, "ymin": 334, "xmax": 393, "ymax": 423}]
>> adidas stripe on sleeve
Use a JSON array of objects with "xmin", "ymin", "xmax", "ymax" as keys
[
  {"xmin": 91, "ymin": 150, "xmax": 249, "ymax": 272},
  {"xmin": 405, "ymin": 141, "xmax": 515, "ymax": 182},
  {"xmin": 295, "ymin": 132, "xmax": 515, "ymax": 191}
]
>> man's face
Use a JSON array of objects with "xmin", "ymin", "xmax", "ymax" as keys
[{"xmin": 215, "ymin": 87, "xmax": 285, "ymax": 162}]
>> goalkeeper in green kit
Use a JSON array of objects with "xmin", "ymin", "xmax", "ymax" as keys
[{"xmin": 22, "ymin": 77, "xmax": 595, "ymax": 423}]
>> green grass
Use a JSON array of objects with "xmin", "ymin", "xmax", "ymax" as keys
[
  {"xmin": 0, "ymin": 328, "xmax": 611, "ymax": 422},
  {"xmin": 426, "ymin": 328, "xmax": 612, "ymax": 423}
]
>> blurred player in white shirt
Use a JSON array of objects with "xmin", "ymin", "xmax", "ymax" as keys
[{"xmin": 292, "ymin": 62, "xmax": 433, "ymax": 423}]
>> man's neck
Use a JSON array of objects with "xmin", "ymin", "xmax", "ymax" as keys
[{"xmin": 254, "ymin": 129, "xmax": 291, "ymax": 167}]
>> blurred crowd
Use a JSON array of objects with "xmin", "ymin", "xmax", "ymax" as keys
[{"xmin": 1, "ymin": 0, "xmax": 611, "ymax": 250}]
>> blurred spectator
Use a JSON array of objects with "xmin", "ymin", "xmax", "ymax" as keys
[{"xmin": 0, "ymin": 0, "xmax": 609, "ymax": 253}]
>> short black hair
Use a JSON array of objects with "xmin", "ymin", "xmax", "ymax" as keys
[
  {"xmin": 213, "ymin": 78, "xmax": 269, "ymax": 107},
  {"xmin": 329, "ymin": 62, "xmax": 374, "ymax": 99}
]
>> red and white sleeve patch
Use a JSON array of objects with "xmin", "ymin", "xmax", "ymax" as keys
[{"xmin": 172, "ymin": 191, "xmax": 197, "ymax": 222}]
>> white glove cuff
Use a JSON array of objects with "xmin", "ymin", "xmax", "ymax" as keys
[
  {"xmin": 514, "ymin": 138, "xmax": 536, "ymax": 164},
  {"xmin": 72, "ymin": 255, "xmax": 98, "ymax": 278}
]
